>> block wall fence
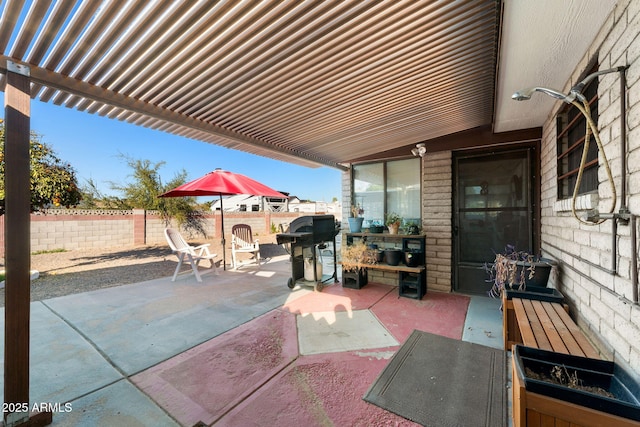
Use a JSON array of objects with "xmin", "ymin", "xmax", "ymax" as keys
[{"xmin": 0, "ymin": 209, "xmax": 305, "ymax": 257}]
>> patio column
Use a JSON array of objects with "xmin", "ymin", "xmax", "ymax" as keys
[
  {"xmin": 3, "ymin": 61, "xmax": 51, "ymax": 426},
  {"xmin": 264, "ymin": 211, "xmax": 272, "ymax": 234},
  {"xmin": 133, "ymin": 208, "xmax": 146, "ymax": 246}
]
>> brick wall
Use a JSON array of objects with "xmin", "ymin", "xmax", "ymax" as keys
[
  {"xmin": 0, "ymin": 209, "xmax": 305, "ymax": 257},
  {"xmin": 423, "ymin": 151, "xmax": 452, "ymax": 292},
  {"xmin": 539, "ymin": 0, "xmax": 640, "ymax": 371},
  {"xmin": 341, "ymin": 169, "xmax": 352, "ymax": 232}
]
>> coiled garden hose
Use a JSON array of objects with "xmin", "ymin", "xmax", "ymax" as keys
[{"xmin": 570, "ymin": 97, "xmax": 616, "ymax": 225}]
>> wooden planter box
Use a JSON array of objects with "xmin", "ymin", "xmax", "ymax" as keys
[
  {"xmin": 512, "ymin": 345, "xmax": 640, "ymax": 427},
  {"xmin": 502, "ymin": 287, "xmax": 565, "ymax": 350},
  {"xmin": 509, "ymin": 259, "xmax": 555, "ymax": 288}
]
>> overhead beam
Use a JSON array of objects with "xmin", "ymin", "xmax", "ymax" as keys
[
  {"xmin": 346, "ymin": 126, "xmax": 543, "ymax": 163},
  {"xmin": 0, "ymin": 56, "xmax": 348, "ymax": 171}
]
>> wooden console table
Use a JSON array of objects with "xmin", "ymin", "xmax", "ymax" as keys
[{"xmin": 344, "ymin": 233, "xmax": 426, "ymax": 299}]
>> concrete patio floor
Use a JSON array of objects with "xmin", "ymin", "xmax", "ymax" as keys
[{"xmin": 0, "ymin": 254, "xmax": 504, "ymax": 426}]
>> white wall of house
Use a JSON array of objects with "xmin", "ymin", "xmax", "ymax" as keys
[
  {"xmin": 211, "ymin": 195, "xmax": 263, "ymax": 211},
  {"xmin": 538, "ymin": 0, "xmax": 640, "ymax": 371},
  {"xmin": 289, "ymin": 200, "xmax": 342, "ymax": 219},
  {"xmin": 288, "ymin": 201, "xmax": 320, "ymax": 213},
  {"xmin": 211, "ymin": 195, "xmax": 287, "ymax": 212}
]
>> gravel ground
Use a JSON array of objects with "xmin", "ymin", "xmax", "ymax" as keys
[{"xmin": 0, "ymin": 234, "xmax": 287, "ymax": 307}]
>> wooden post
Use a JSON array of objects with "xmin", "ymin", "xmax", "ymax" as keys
[
  {"xmin": 3, "ymin": 61, "xmax": 51, "ymax": 426},
  {"xmin": 4, "ymin": 59, "xmax": 32, "ymax": 426}
]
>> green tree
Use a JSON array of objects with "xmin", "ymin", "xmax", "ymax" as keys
[
  {"xmin": 78, "ymin": 178, "xmax": 123, "ymax": 209},
  {"xmin": 110, "ymin": 155, "xmax": 208, "ymax": 236},
  {"xmin": 0, "ymin": 120, "xmax": 82, "ymax": 215},
  {"xmin": 78, "ymin": 178, "xmax": 104, "ymax": 209}
]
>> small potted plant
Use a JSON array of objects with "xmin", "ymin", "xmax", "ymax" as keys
[
  {"xmin": 340, "ymin": 239, "xmax": 377, "ymax": 288},
  {"xmin": 484, "ymin": 244, "xmax": 558, "ymax": 299},
  {"xmin": 486, "ymin": 244, "xmax": 562, "ymax": 349},
  {"xmin": 348, "ymin": 204, "xmax": 364, "ymax": 232},
  {"xmin": 403, "ymin": 220, "xmax": 421, "ymax": 235},
  {"xmin": 385, "ymin": 212, "xmax": 402, "ymax": 234}
]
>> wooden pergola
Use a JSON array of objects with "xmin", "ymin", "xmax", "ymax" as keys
[
  {"xmin": 0, "ymin": 0, "xmax": 615, "ymax": 424},
  {"xmin": 0, "ymin": 4, "xmax": 500, "ymax": 422}
]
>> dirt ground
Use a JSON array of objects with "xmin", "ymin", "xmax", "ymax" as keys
[{"xmin": 0, "ymin": 234, "xmax": 287, "ymax": 307}]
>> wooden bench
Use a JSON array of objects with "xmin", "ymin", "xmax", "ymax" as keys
[
  {"xmin": 511, "ymin": 297, "xmax": 599, "ymax": 358},
  {"xmin": 502, "ymin": 292, "xmax": 568, "ymax": 351},
  {"xmin": 339, "ymin": 262, "xmax": 424, "ymax": 274},
  {"xmin": 507, "ymin": 298, "xmax": 640, "ymax": 426}
]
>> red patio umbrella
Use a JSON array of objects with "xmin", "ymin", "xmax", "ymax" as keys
[{"xmin": 159, "ymin": 168, "xmax": 286, "ymax": 270}]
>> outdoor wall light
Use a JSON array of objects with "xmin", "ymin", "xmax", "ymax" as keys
[{"xmin": 411, "ymin": 143, "xmax": 426, "ymax": 157}]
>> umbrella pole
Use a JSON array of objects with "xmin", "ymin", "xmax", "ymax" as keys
[{"xmin": 219, "ymin": 194, "xmax": 226, "ymax": 270}]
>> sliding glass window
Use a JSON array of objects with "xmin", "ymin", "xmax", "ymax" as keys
[{"xmin": 353, "ymin": 158, "xmax": 421, "ymax": 227}]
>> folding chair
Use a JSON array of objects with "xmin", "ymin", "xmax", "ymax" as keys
[
  {"xmin": 164, "ymin": 228, "xmax": 218, "ymax": 281},
  {"xmin": 231, "ymin": 224, "xmax": 261, "ymax": 269}
]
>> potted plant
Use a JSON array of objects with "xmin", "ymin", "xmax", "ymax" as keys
[
  {"xmin": 348, "ymin": 204, "xmax": 364, "ymax": 232},
  {"xmin": 486, "ymin": 245, "xmax": 563, "ymax": 350},
  {"xmin": 368, "ymin": 221, "xmax": 385, "ymax": 234},
  {"xmin": 340, "ymin": 239, "xmax": 376, "ymax": 288},
  {"xmin": 385, "ymin": 212, "xmax": 402, "ymax": 234},
  {"xmin": 403, "ymin": 220, "xmax": 421, "ymax": 235},
  {"xmin": 513, "ymin": 345, "xmax": 640, "ymax": 425},
  {"xmin": 484, "ymin": 244, "xmax": 558, "ymax": 299}
]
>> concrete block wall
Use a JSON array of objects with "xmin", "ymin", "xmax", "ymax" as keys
[
  {"xmin": 367, "ymin": 269, "xmax": 399, "ymax": 286},
  {"xmin": 0, "ymin": 209, "xmax": 306, "ymax": 257},
  {"xmin": 29, "ymin": 211, "xmax": 133, "ymax": 253},
  {"xmin": 221, "ymin": 212, "xmax": 270, "ymax": 236},
  {"xmin": 144, "ymin": 212, "xmax": 176, "ymax": 245},
  {"xmin": 539, "ymin": 0, "xmax": 640, "ymax": 371}
]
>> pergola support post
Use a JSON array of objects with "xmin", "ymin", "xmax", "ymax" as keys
[{"xmin": 3, "ymin": 60, "xmax": 51, "ymax": 427}]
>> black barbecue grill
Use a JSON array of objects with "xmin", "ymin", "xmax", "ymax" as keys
[{"xmin": 276, "ymin": 214, "xmax": 339, "ymax": 291}]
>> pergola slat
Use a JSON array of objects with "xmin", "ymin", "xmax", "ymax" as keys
[{"xmin": 1, "ymin": 0, "xmax": 499, "ymax": 167}]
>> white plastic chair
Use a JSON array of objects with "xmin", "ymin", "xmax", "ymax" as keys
[
  {"xmin": 164, "ymin": 228, "xmax": 218, "ymax": 282},
  {"xmin": 231, "ymin": 224, "xmax": 261, "ymax": 269}
]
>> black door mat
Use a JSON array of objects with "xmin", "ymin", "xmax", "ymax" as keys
[{"xmin": 363, "ymin": 330, "xmax": 507, "ymax": 426}]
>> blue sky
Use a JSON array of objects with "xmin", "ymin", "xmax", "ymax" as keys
[{"xmin": 0, "ymin": 94, "xmax": 342, "ymax": 202}]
